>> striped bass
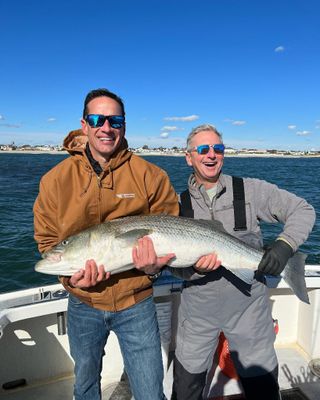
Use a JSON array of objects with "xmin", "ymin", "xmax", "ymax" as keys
[{"xmin": 35, "ymin": 214, "xmax": 309, "ymax": 303}]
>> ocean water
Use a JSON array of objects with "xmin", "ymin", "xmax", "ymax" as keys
[{"xmin": 0, "ymin": 153, "xmax": 319, "ymax": 294}]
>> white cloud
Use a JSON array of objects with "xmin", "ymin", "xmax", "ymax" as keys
[
  {"xmin": 161, "ymin": 125, "xmax": 181, "ymax": 131},
  {"xmin": 274, "ymin": 46, "xmax": 285, "ymax": 53},
  {"xmin": 232, "ymin": 120, "xmax": 246, "ymax": 126},
  {"xmin": 296, "ymin": 130, "xmax": 311, "ymax": 136},
  {"xmin": 288, "ymin": 124, "xmax": 296, "ymax": 130},
  {"xmin": 47, "ymin": 117, "xmax": 56, "ymax": 122},
  {"xmin": 164, "ymin": 115, "xmax": 199, "ymax": 122},
  {"xmin": 0, "ymin": 114, "xmax": 4, "ymax": 120},
  {"xmin": 160, "ymin": 132, "xmax": 169, "ymax": 138},
  {"xmin": 225, "ymin": 119, "xmax": 246, "ymax": 126}
]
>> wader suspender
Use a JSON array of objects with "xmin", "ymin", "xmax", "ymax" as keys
[
  {"xmin": 179, "ymin": 176, "xmax": 247, "ymax": 231},
  {"xmin": 179, "ymin": 190, "xmax": 194, "ymax": 218},
  {"xmin": 232, "ymin": 176, "xmax": 247, "ymax": 231}
]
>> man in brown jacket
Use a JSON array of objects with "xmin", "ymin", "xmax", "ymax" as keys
[{"xmin": 34, "ymin": 88, "xmax": 179, "ymax": 400}]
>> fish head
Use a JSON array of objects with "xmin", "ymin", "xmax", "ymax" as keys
[{"xmin": 35, "ymin": 230, "xmax": 93, "ymax": 276}]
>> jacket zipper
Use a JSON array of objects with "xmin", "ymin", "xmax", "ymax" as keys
[
  {"xmin": 209, "ymin": 206, "xmax": 214, "ymax": 220},
  {"xmin": 97, "ymin": 175, "xmax": 102, "ymax": 188},
  {"xmin": 96, "ymin": 175, "xmax": 103, "ymax": 223}
]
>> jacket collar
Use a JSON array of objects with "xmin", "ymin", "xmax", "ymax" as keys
[{"xmin": 85, "ymin": 143, "xmax": 103, "ymax": 175}]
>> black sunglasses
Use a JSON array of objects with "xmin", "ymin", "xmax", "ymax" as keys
[
  {"xmin": 85, "ymin": 114, "xmax": 125, "ymax": 129},
  {"xmin": 190, "ymin": 143, "xmax": 225, "ymax": 155}
]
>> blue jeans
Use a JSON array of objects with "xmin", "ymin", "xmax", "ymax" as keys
[{"xmin": 67, "ymin": 295, "xmax": 165, "ymax": 400}]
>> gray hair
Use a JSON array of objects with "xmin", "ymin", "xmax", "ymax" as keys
[{"xmin": 186, "ymin": 124, "xmax": 223, "ymax": 151}]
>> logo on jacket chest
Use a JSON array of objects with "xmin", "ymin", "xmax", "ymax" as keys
[{"xmin": 116, "ymin": 193, "xmax": 136, "ymax": 199}]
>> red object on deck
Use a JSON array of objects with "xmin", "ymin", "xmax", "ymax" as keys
[
  {"xmin": 217, "ymin": 332, "xmax": 238, "ymax": 380},
  {"xmin": 217, "ymin": 320, "xmax": 279, "ymax": 380}
]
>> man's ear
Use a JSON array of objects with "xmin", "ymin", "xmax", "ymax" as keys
[
  {"xmin": 80, "ymin": 119, "xmax": 88, "ymax": 135},
  {"xmin": 185, "ymin": 151, "xmax": 193, "ymax": 167}
]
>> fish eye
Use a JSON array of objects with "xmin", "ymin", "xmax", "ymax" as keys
[{"xmin": 61, "ymin": 239, "xmax": 69, "ymax": 246}]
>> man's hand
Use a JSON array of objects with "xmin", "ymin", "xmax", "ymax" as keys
[
  {"xmin": 132, "ymin": 236, "xmax": 175, "ymax": 275},
  {"xmin": 258, "ymin": 240, "xmax": 293, "ymax": 276},
  {"xmin": 193, "ymin": 253, "xmax": 221, "ymax": 274},
  {"xmin": 69, "ymin": 259, "xmax": 111, "ymax": 288}
]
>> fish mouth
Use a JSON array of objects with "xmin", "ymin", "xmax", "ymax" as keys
[
  {"xmin": 37, "ymin": 251, "xmax": 76, "ymax": 276},
  {"xmin": 35, "ymin": 258, "xmax": 74, "ymax": 276},
  {"xmin": 42, "ymin": 251, "xmax": 63, "ymax": 261}
]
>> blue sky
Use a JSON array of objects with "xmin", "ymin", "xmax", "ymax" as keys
[{"xmin": 0, "ymin": 0, "xmax": 319, "ymax": 150}]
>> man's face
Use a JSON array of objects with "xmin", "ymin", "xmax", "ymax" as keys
[
  {"xmin": 81, "ymin": 96, "xmax": 125, "ymax": 162},
  {"xmin": 185, "ymin": 130, "xmax": 224, "ymax": 188}
]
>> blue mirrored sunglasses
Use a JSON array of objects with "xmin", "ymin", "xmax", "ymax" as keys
[
  {"xmin": 85, "ymin": 114, "xmax": 125, "ymax": 129},
  {"xmin": 191, "ymin": 143, "xmax": 225, "ymax": 155}
]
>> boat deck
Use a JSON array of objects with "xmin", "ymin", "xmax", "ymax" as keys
[
  {"xmin": 1, "ymin": 342, "xmax": 320, "ymax": 400},
  {"xmin": 1, "ymin": 272, "xmax": 320, "ymax": 400}
]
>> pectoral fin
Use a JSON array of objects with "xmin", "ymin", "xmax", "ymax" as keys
[{"xmin": 115, "ymin": 229, "xmax": 152, "ymax": 247}]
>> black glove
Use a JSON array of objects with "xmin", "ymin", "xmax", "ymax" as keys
[{"xmin": 258, "ymin": 240, "xmax": 293, "ymax": 276}]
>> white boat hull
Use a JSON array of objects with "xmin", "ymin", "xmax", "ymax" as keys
[{"xmin": 1, "ymin": 267, "xmax": 320, "ymax": 399}]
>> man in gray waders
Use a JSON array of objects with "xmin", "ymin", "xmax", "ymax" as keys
[{"xmin": 170, "ymin": 124, "xmax": 315, "ymax": 400}]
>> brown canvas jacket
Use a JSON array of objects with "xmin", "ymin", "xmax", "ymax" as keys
[{"xmin": 33, "ymin": 129, "xmax": 179, "ymax": 311}]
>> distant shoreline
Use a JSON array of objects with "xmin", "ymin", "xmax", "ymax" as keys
[{"xmin": 0, "ymin": 150, "xmax": 319, "ymax": 158}]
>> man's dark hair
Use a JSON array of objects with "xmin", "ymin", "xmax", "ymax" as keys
[{"xmin": 82, "ymin": 88, "xmax": 125, "ymax": 118}]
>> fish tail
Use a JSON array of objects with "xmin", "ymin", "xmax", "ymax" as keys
[{"xmin": 282, "ymin": 252, "xmax": 309, "ymax": 304}]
